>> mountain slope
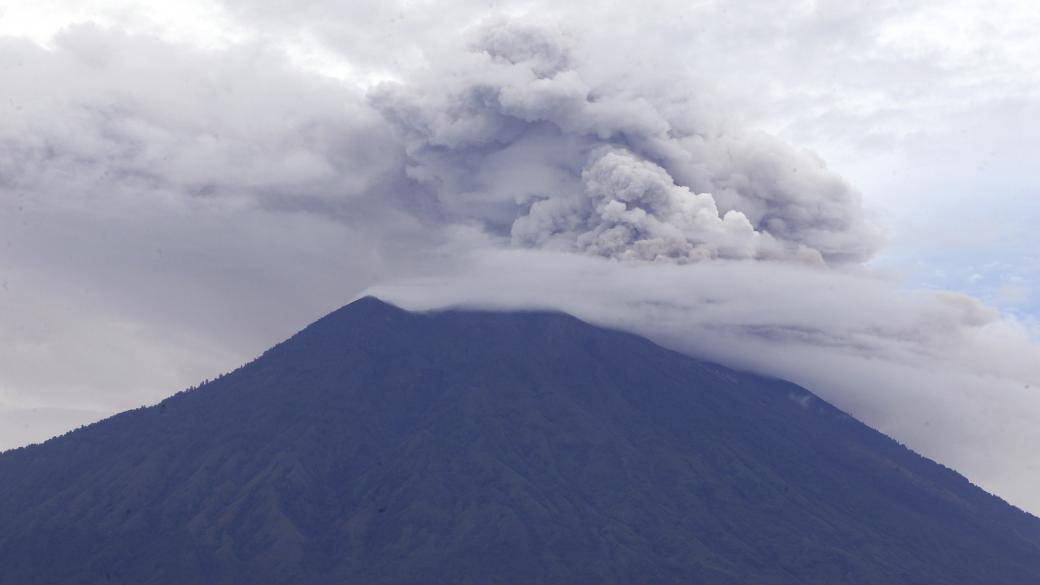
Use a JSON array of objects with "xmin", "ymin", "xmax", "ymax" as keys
[{"xmin": 1, "ymin": 297, "xmax": 1039, "ymax": 584}]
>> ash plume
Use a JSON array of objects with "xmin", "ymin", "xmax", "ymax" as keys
[{"xmin": 371, "ymin": 21, "xmax": 881, "ymax": 264}]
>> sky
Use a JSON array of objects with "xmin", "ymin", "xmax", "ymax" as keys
[{"xmin": 1, "ymin": 0, "xmax": 1039, "ymax": 512}]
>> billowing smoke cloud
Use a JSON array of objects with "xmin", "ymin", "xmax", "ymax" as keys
[
  {"xmin": 515, "ymin": 149, "xmax": 776, "ymax": 262},
  {"xmin": 371, "ymin": 21, "xmax": 881, "ymax": 264}
]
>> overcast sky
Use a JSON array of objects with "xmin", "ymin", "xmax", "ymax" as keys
[{"xmin": 1, "ymin": 0, "xmax": 1039, "ymax": 513}]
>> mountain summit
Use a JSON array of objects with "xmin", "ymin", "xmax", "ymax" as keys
[{"xmin": 1, "ymin": 297, "xmax": 1039, "ymax": 584}]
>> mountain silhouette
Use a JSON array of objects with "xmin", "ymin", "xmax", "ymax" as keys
[{"xmin": 1, "ymin": 296, "xmax": 1039, "ymax": 584}]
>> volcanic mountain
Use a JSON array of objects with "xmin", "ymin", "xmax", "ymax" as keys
[{"xmin": 1, "ymin": 297, "xmax": 1039, "ymax": 584}]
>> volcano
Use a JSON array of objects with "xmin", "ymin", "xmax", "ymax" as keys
[{"xmin": 1, "ymin": 297, "xmax": 1038, "ymax": 584}]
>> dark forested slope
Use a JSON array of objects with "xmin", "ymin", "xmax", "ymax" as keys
[{"xmin": 1, "ymin": 297, "xmax": 1039, "ymax": 584}]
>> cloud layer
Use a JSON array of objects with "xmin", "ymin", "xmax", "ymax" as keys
[{"xmin": 371, "ymin": 249, "xmax": 1040, "ymax": 512}]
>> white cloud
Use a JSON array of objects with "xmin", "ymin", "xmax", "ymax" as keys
[{"xmin": 0, "ymin": 0, "xmax": 251, "ymax": 49}]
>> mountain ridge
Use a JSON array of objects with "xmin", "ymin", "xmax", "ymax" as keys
[{"xmin": 1, "ymin": 296, "xmax": 1038, "ymax": 584}]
